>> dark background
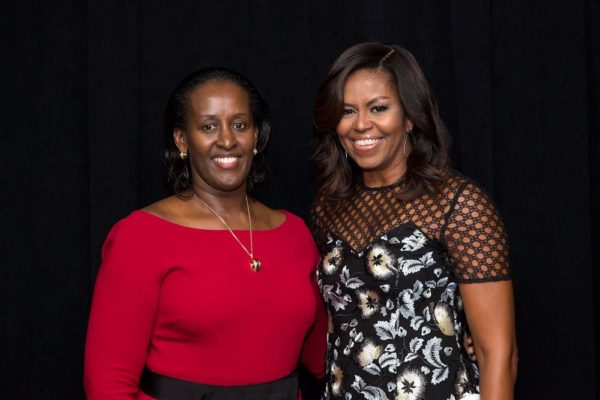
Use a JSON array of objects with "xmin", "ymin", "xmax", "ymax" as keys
[{"xmin": 1, "ymin": 1, "xmax": 598, "ymax": 398}]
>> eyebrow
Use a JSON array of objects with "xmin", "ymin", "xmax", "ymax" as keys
[
  {"xmin": 366, "ymin": 96, "xmax": 390, "ymax": 105},
  {"xmin": 197, "ymin": 112, "xmax": 251, "ymax": 118},
  {"xmin": 343, "ymin": 96, "xmax": 391, "ymax": 107}
]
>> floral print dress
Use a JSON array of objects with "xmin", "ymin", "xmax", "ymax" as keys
[{"xmin": 310, "ymin": 173, "xmax": 511, "ymax": 400}]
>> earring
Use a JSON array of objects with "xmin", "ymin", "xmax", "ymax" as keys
[
  {"xmin": 179, "ymin": 151, "xmax": 187, "ymax": 160},
  {"xmin": 253, "ymin": 148, "xmax": 258, "ymax": 155}
]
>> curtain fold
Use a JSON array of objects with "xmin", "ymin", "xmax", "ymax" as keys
[{"xmin": 0, "ymin": 1, "xmax": 597, "ymax": 398}]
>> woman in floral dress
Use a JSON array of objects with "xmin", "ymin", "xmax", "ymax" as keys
[{"xmin": 311, "ymin": 43, "xmax": 517, "ymax": 400}]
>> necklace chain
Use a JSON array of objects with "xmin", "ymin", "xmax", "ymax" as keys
[{"xmin": 194, "ymin": 192, "xmax": 260, "ymax": 271}]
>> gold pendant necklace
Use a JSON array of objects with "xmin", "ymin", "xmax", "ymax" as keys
[{"xmin": 195, "ymin": 193, "xmax": 261, "ymax": 272}]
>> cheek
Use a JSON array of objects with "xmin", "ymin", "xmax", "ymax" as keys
[
  {"xmin": 382, "ymin": 117, "xmax": 406, "ymax": 138},
  {"xmin": 336, "ymin": 120, "xmax": 351, "ymax": 138}
]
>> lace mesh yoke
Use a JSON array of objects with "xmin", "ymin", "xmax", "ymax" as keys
[{"xmin": 311, "ymin": 173, "xmax": 510, "ymax": 282}]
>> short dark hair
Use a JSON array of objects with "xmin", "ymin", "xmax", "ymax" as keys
[
  {"xmin": 313, "ymin": 43, "xmax": 450, "ymax": 202},
  {"xmin": 163, "ymin": 67, "xmax": 271, "ymax": 196}
]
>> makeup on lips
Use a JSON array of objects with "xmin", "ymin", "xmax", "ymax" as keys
[
  {"xmin": 351, "ymin": 136, "xmax": 383, "ymax": 152},
  {"xmin": 212, "ymin": 154, "xmax": 242, "ymax": 168}
]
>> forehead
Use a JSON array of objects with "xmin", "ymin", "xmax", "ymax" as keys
[
  {"xmin": 187, "ymin": 80, "xmax": 251, "ymax": 114},
  {"xmin": 343, "ymin": 68, "xmax": 395, "ymax": 96}
]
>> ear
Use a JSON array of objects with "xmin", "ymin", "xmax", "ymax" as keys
[
  {"xmin": 173, "ymin": 129, "xmax": 187, "ymax": 153},
  {"xmin": 406, "ymin": 119, "xmax": 414, "ymax": 133},
  {"xmin": 253, "ymin": 127, "xmax": 259, "ymax": 146}
]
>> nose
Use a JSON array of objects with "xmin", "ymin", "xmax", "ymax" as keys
[
  {"xmin": 216, "ymin": 126, "xmax": 236, "ymax": 149},
  {"xmin": 354, "ymin": 110, "xmax": 373, "ymax": 132}
]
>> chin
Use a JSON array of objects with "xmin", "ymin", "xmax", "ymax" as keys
[
  {"xmin": 201, "ymin": 165, "xmax": 252, "ymax": 192},
  {"xmin": 350, "ymin": 157, "xmax": 384, "ymax": 172},
  {"xmin": 213, "ymin": 179, "xmax": 247, "ymax": 192}
]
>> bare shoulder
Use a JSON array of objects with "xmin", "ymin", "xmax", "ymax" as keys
[
  {"xmin": 250, "ymin": 199, "xmax": 287, "ymax": 230},
  {"xmin": 141, "ymin": 195, "xmax": 189, "ymax": 222}
]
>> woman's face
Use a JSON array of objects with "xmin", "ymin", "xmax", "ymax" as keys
[
  {"xmin": 175, "ymin": 80, "xmax": 258, "ymax": 194},
  {"xmin": 336, "ymin": 68, "xmax": 413, "ymax": 186}
]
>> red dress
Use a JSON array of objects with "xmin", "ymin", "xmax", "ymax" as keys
[{"xmin": 84, "ymin": 210, "xmax": 327, "ymax": 399}]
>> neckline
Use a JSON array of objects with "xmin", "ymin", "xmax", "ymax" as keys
[
  {"xmin": 325, "ymin": 221, "xmax": 442, "ymax": 255},
  {"xmin": 359, "ymin": 177, "xmax": 404, "ymax": 192},
  {"xmin": 133, "ymin": 209, "xmax": 289, "ymax": 233}
]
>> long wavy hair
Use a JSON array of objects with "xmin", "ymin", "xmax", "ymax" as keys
[
  {"xmin": 313, "ymin": 43, "xmax": 450, "ymax": 202},
  {"xmin": 163, "ymin": 67, "xmax": 271, "ymax": 197}
]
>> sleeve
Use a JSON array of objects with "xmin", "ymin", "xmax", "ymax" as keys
[
  {"xmin": 441, "ymin": 181, "xmax": 511, "ymax": 283},
  {"xmin": 299, "ymin": 227, "xmax": 327, "ymax": 380},
  {"xmin": 308, "ymin": 198, "xmax": 329, "ymax": 254},
  {"xmin": 84, "ymin": 217, "xmax": 162, "ymax": 399}
]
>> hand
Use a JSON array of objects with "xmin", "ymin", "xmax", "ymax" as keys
[{"xmin": 463, "ymin": 332, "xmax": 477, "ymax": 362}]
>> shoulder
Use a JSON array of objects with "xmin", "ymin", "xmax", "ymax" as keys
[
  {"xmin": 253, "ymin": 201, "xmax": 311, "ymax": 233},
  {"xmin": 97, "ymin": 212, "xmax": 166, "ymax": 280},
  {"xmin": 102, "ymin": 198, "xmax": 179, "ymax": 259},
  {"xmin": 113, "ymin": 194, "xmax": 187, "ymax": 236},
  {"xmin": 102, "ymin": 211, "xmax": 157, "ymax": 253},
  {"xmin": 251, "ymin": 202, "xmax": 314, "ymax": 239},
  {"xmin": 274, "ymin": 209, "xmax": 320, "ymax": 265},
  {"xmin": 250, "ymin": 199, "xmax": 292, "ymax": 230},
  {"xmin": 108, "ymin": 210, "xmax": 156, "ymax": 238},
  {"xmin": 310, "ymin": 193, "xmax": 332, "ymax": 212},
  {"xmin": 141, "ymin": 195, "xmax": 185, "ymax": 221},
  {"xmin": 309, "ymin": 194, "xmax": 332, "ymax": 229},
  {"xmin": 283, "ymin": 211, "xmax": 313, "ymax": 236},
  {"xmin": 438, "ymin": 171, "xmax": 495, "ymax": 211},
  {"xmin": 96, "ymin": 212, "xmax": 164, "ymax": 279}
]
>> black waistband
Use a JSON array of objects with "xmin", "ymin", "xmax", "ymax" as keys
[{"xmin": 139, "ymin": 367, "xmax": 299, "ymax": 400}]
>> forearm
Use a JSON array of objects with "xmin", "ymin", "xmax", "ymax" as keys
[
  {"xmin": 477, "ymin": 346, "xmax": 518, "ymax": 400},
  {"xmin": 459, "ymin": 280, "xmax": 517, "ymax": 400}
]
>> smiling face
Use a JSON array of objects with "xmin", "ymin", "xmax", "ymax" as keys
[
  {"xmin": 336, "ymin": 68, "xmax": 414, "ymax": 187},
  {"xmin": 174, "ymin": 80, "xmax": 258, "ymax": 195}
]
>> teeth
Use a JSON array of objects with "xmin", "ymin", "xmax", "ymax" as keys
[
  {"xmin": 214, "ymin": 157, "xmax": 238, "ymax": 163},
  {"xmin": 354, "ymin": 138, "xmax": 379, "ymax": 146}
]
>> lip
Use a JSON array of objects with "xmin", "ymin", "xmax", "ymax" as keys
[
  {"xmin": 350, "ymin": 137, "xmax": 383, "ymax": 152},
  {"xmin": 212, "ymin": 154, "xmax": 242, "ymax": 168}
]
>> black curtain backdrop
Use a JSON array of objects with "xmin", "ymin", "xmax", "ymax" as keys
[{"xmin": 1, "ymin": 1, "xmax": 599, "ymax": 398}]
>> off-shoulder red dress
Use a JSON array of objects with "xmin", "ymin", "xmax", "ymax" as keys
[{"xmin": 84, "ymin": 210, "xmax": 326, "ymax": 399}]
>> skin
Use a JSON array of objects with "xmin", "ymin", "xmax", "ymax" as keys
[
  {"xmin": 338, "ymin": 68, "xmax": 517, "ymax": 399},
  {"xmin": 336, "ymin": 68, "xmax": 413, "ymax": 188},
  {"xmin": 461, "ymin": 281, "xmax": 518, "ymax": 400},
  {"xmin": 144, "ymin": 80, "xmax": 284, "ymax": 231}
]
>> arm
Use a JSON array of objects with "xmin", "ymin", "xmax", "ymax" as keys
[
  {"xmin": 299, "ymin": 245, "xmax": 327, "ymax": 380},
  {"xmin": 460, "ymin": 281, "xmax": 518, "ymax": 400},
  {"xmin": 300, "ymin": 291, "xmax": 328, "ymax": 380},
  {"xmin": 84, "ymin": 218, "xmax": 161, "ymax": 399},
  {"xmin": 443, "ymin": 181, "xmax": 517, "ymax": 399}
]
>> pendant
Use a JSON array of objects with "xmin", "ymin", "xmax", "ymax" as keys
[{"xmin": 249, "ymin": 258, "xmax": 261, "ymax": 272}]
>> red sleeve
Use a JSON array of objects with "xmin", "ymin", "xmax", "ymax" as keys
[
  {"xmin": 84, "ymin": 216, "xmax": 162, "ymax": 399},
  {"xmin": 299, "ymin": 243, "xmax": 327, "ymax": 380}
]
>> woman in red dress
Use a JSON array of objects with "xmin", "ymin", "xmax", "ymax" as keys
[{"xmin": 84, "ymin": 68, "xmax": 326, "ymax": 400}]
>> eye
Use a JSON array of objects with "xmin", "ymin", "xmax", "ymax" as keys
[
  {"xmin": 342, "ymin": 108, "xmax": 355, "ymax": 116},
  {"xmin": 201, "ymin": 123, "xmax": 217, "ymax": 132},
  {"xmin": 371, "ymin": 105, "xmax": 388, "ymax": 113},
  {"xmin": 233, "ymin": 122, "xmax": 248, "ymax": 130}
]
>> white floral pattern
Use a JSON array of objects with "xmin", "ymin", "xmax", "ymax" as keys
[
  {"xmin": 323, "ymin": 246, "xmax": 344, "ymax": 275},
  {"xmin": 366, "ymin": 245, "xmax": 396, "ymax": 279},
  {"xmin": 318, "ymin": 225, "xmax": 480, "ymax": 399},
  {"xmin": 396, "ymin": 368, "xmax": 426, "ymax": 400}
]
